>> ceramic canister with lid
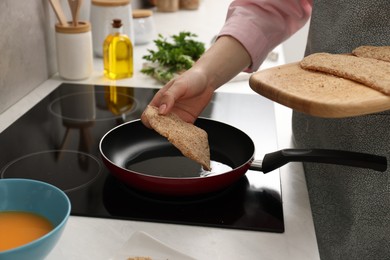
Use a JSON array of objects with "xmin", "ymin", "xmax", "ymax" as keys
[
  {"xmin": 179, "ymin": 0, "xmax": 200, "ymax": 10},
  {"xmin": 55, "ymin": 21, "xmax": 94, "ymax": 80},
  {"xmin": 91, "ymin": 0, "xmax": 135, "ymax": 57},
  {"xmin": 132, "ymin": 9, "xmax": 155, "ymax": 45},
  {"xmin": 156, "ymin": 0, "xmax": 179, "ymax": 12}
]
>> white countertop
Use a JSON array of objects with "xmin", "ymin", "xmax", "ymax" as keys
[{"xmin": 0, "ymin": 1, "xmax": 320, "ymax": 259}]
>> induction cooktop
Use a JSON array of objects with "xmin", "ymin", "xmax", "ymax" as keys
[{"xmin": 0, "ymin": 83, "xmax": 284, "ymax": 233}]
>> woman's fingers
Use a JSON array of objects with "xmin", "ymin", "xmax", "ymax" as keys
[
  {"xmin": 141, "ymin": 79, "xmax": 186, "ymax": 127},
  {"xmin": 157, "ymin": 84, "xmax": 187, "ymax": 114}
]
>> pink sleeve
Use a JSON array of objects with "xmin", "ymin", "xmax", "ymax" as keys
[{"xmin": 218, "ymin": 0, "xmax": 313, "ymax": 71}]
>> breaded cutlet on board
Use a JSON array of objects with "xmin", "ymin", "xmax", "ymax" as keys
[
  {"xmin": 352, "ymin": 45, "xmax": 390, "ymax": 63},
  {"xmin": 300, "ymin": 52, "xmax": 390, "ymax": 95}
]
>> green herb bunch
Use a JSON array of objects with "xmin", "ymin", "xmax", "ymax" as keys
[{"xmin": 141, "ymin": 32, "xmax": 206, "ymax": 83}]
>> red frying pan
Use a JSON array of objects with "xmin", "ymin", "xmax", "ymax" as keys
[{"xmin": 99, "ymin": 118, "xmax": 387, "ymax": 196}]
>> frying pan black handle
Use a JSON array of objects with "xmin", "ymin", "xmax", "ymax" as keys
[{"xmin": 251, "ymin": 149, "xmax": 387, "ymax": 173}]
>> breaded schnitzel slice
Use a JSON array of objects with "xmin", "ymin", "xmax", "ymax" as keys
[
  {"xmin": 352, "ymin": 46, "xmax": 390, "ymax": 63},
  {"xmin": 144, "ymin": 105, "xmax": 211, "ymax": 171},
  {"xmin": 300, "ymin": 52, "xmax": 390, "ymax": 95}
]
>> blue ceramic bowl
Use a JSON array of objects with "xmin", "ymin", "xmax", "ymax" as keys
[{"xmin": 0, "ymin": 178, "xmax": 71, "ymax": 260}]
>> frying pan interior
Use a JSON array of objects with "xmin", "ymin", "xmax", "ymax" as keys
[
  {"xmin": 100, "ymin": 118, "xmax": 255, "ymax": 175},
  {"xmin": 196, "ymin": 118, "xmax": 255, "ymax": 168}
]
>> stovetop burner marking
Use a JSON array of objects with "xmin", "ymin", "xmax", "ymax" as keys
[
  {"xmin": 48, "ymin": 90, "xmax": 139, "ymax": 123},
  {"xmin": 1, "ymin": 150, "xmax": 102, "ymax": 192}
]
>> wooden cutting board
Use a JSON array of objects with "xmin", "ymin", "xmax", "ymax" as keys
[{"xmin": 249, "ymin": 62, "xmax": 390, "ymax": 118}]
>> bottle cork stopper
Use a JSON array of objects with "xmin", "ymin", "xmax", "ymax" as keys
[{"xmin": 112, "ymin": 19, "xmax": 123, "ymax": 28}]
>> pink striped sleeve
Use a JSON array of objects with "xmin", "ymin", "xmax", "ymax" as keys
[{"xmin": 218, "ymin": 0, "xmax": 313, "ymax": 71}]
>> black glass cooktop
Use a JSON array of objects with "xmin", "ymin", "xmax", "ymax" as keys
[{"xmin": 0, "ymin": 83, "xmax": 284, "ymax": 232}]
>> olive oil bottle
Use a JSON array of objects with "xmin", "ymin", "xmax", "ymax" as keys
[{"xmin": 103, "ymin": 19, "xmax": 133, "ymax": 79}]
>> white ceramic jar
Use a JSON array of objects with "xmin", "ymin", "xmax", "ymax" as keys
[
  {"xmin": 55, "ymin": 22, "xmax": 93, "ymax": 80},
  {"xmin": 91, "ymin": 0, "xmax": 135, "ymax": 57},
  {"xmin": 132, "ymin": 9, "xmax": 155, "ymax": 45}
]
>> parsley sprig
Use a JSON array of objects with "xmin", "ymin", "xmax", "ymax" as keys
[{"xmin": 141, "ymin": 32, "xmax": 205, "ymax": 83}]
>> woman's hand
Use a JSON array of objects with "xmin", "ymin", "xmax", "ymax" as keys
[
  {"xmin": 141, "ymin": 68, "xmax": 215, "ymax": 127},
  {"xmin": 141, "ymin": 36, "xmax": 252, "ymax": 128}
]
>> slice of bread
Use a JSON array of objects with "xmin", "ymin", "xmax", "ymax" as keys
[
  {"xmin": 300, "ymin": 52, "xmax": 390, "ymax": 95},
  {"xmin": 352, "ymin": 46, "xmax": 390, "ymax": 63},
  {"xmin": 144, "ymin": 105, "xmax": 211, "ymax": 171}
]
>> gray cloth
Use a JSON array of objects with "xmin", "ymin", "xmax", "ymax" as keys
[{"xmin": 292, "ymin": 1, "xmax": 390, "ymax": 259}]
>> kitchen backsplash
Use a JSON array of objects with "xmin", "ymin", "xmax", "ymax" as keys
[
  {"xmin": 0, "ymin": 0, "xmax": 57, "ymax": 114},
  {"xmin": 0, "ymin": 0, "xmax": 144, "ymax": 115}
]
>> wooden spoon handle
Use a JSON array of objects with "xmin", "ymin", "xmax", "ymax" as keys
[
  {"xmin": 49, "ymin": 0, "xmax": 68, "ymax": 27},
  {"xmin": 68, "ymin": 0, "xmax": 82, "ymax": 26}
]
